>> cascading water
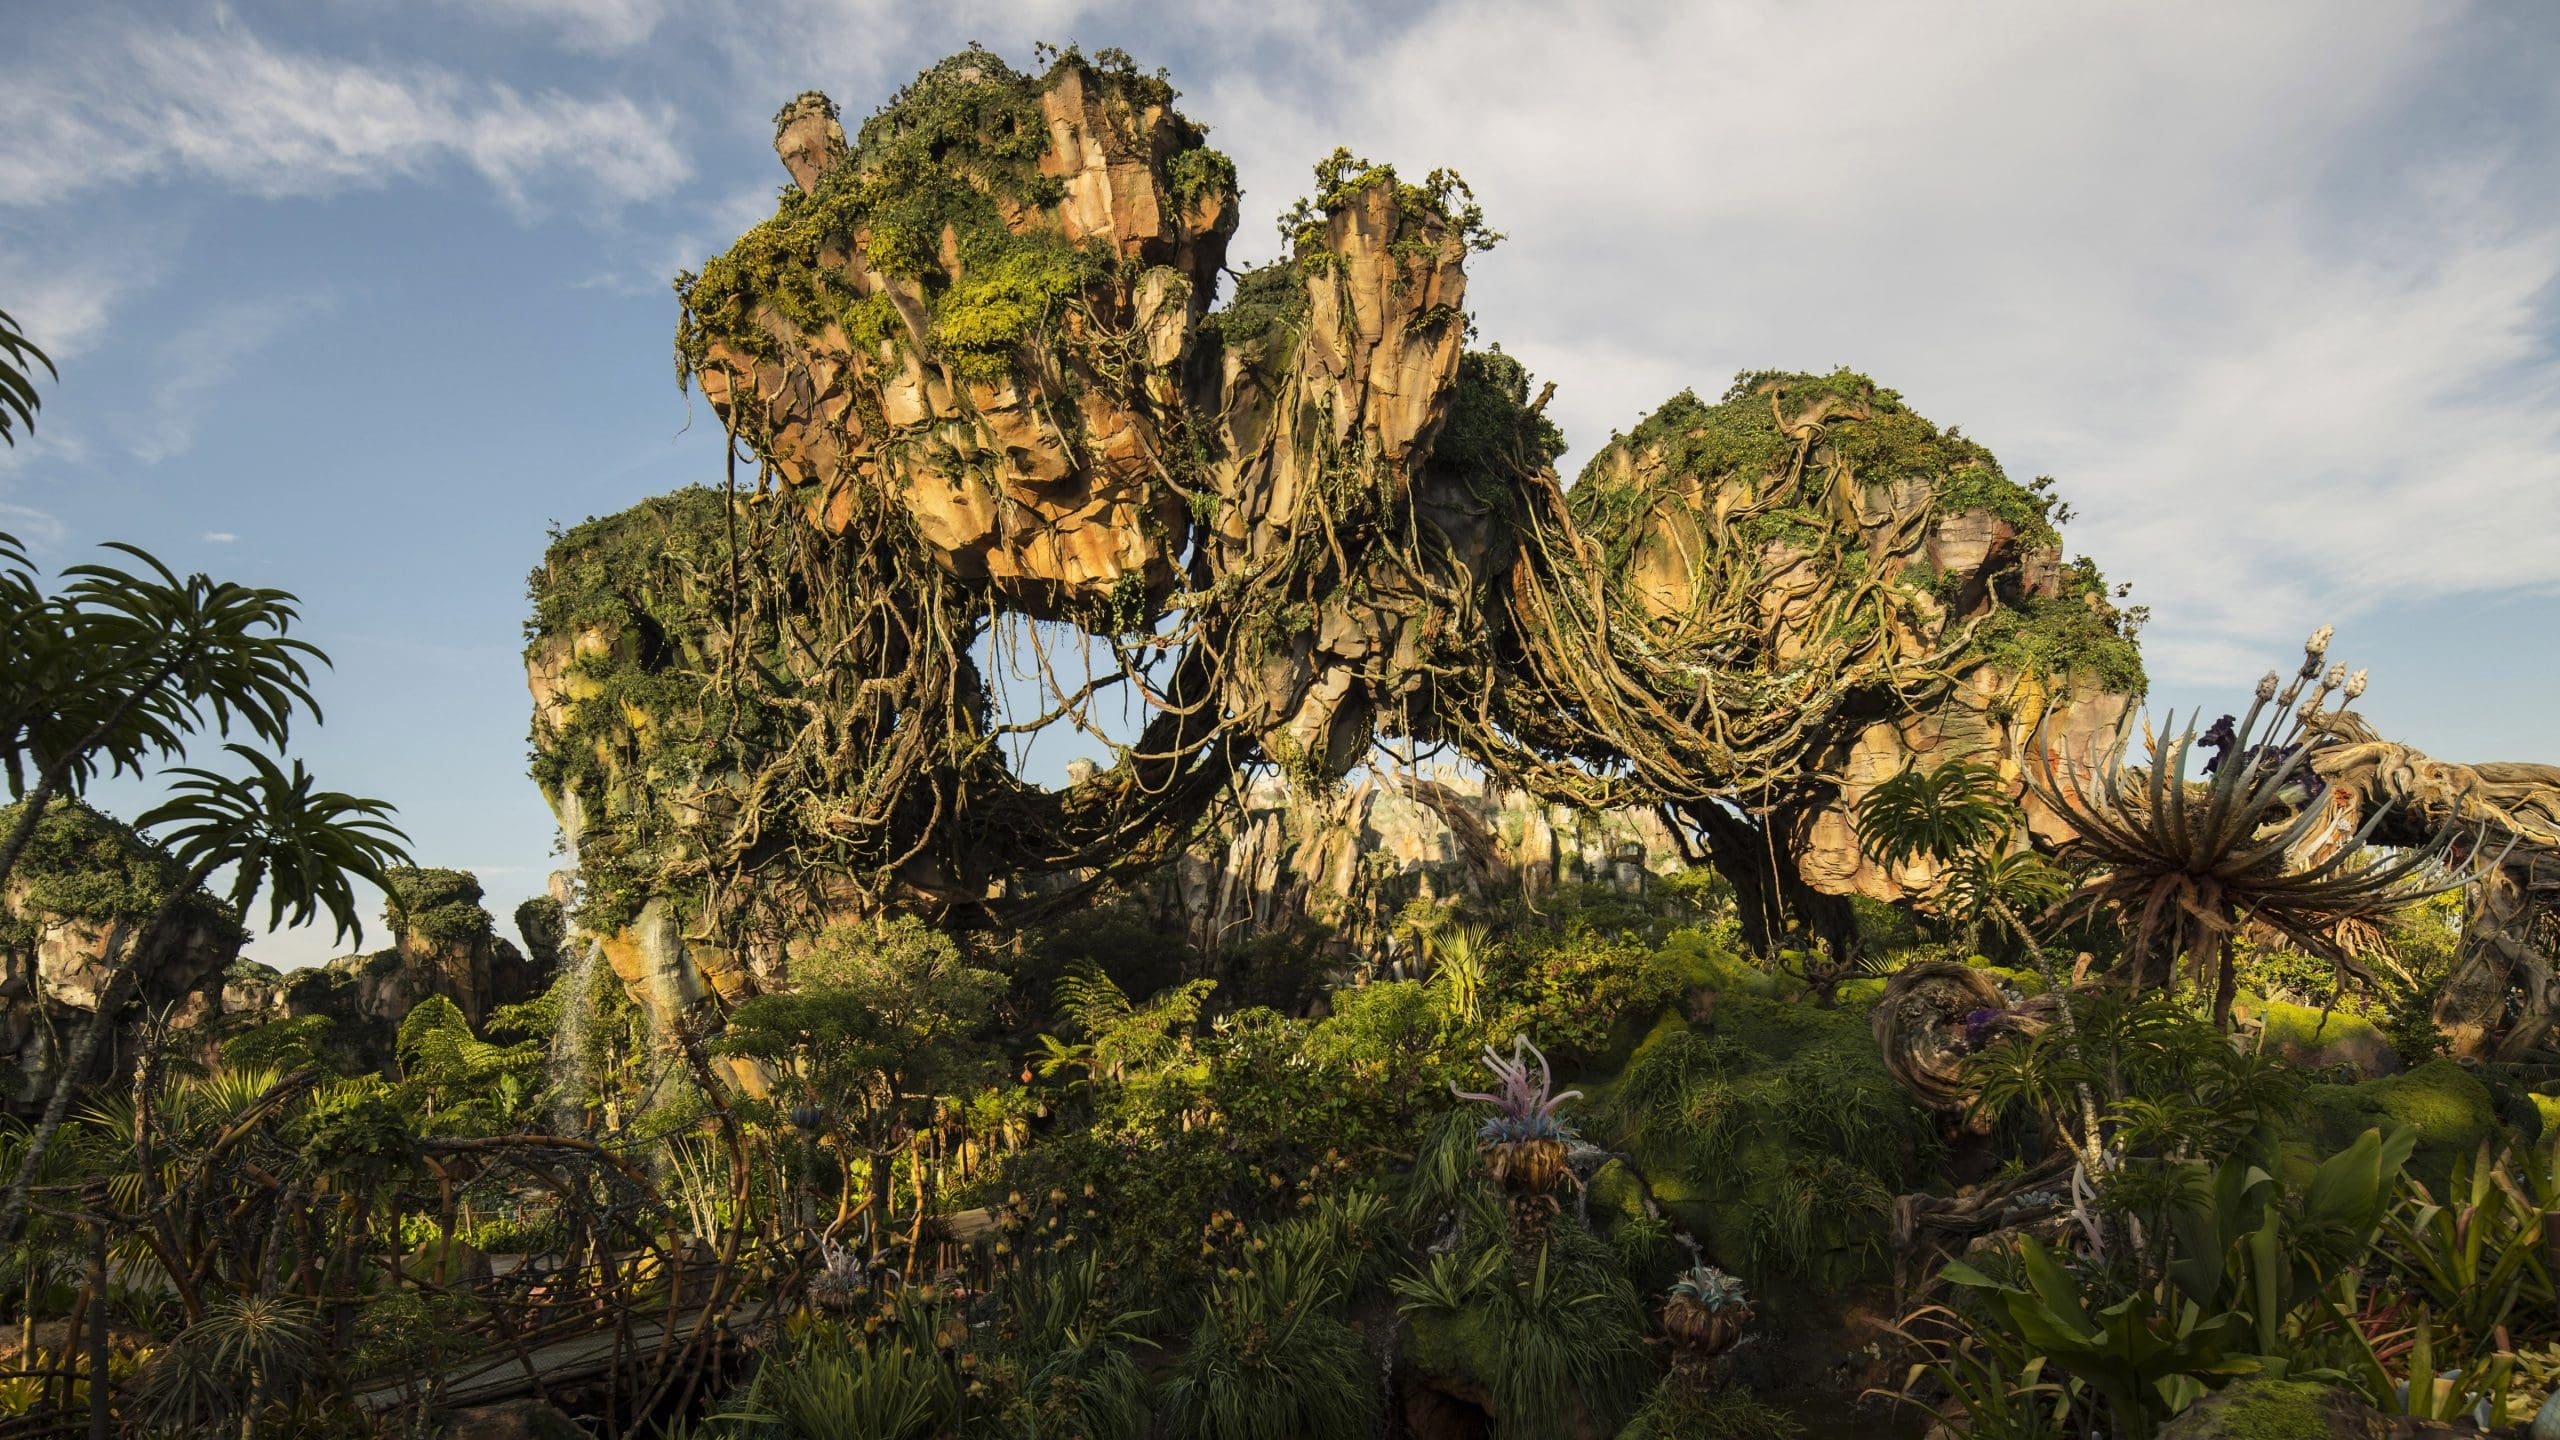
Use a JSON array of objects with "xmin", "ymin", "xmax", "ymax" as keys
[{"xmin": 546, "ymin": 935, "xmax": 602, "ymax": 1135}]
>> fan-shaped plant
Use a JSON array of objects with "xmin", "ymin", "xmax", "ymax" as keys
[{"xmin": 2028, "ymin": 628, "xmax": 2494, "ymax": 1023}]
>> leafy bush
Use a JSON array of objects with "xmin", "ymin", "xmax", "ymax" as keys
[{"xmin": 1161, "ymin": 1222, "xmax": 1375, "ymax": 1440}]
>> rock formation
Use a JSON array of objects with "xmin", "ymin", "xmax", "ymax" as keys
[
  {"xmin": 217, "ymin": 868, "xmax": 557, "ymax": 1069},
  {"xmin": 522, "ymin": 44, "xmax": 2145, "ymax": 1018},
  {"xmin": 1163, "ymin": 768, "xmax": 1685, "ymax": 955},
  {"xmin": 0, "ymin": 801, "xmax": 242, "ymax": 1104},
  {"xmin": 2295, "ymin": 711, "xmax": 2560, "ymax": 1060}
]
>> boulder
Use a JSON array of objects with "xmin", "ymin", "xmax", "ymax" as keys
[{"xmin": 2157, "ymin": 1377, "xmax": 2479, "ymax": 1439}]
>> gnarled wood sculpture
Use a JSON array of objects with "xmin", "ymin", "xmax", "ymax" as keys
[{"xmin": 2296, "ymin": 712, "xmax": 2560, "ymax": 1060}]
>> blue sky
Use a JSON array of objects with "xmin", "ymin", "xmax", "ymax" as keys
[{"xmin": 4, "ymin": 1, "xmax": 2557, "ymax": 967}]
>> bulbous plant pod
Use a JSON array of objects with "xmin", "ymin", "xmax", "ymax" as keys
[
  {"xmin": 1662, "ymin": 1264, "xmax": 1753, "ymax": 1360},
  {"xmin": 1660, "ymin": 1297, "xmax": 1748, "ymax": 1359},
  {"xmin": 1485, "ymin": 1134, "xmax": 1570, "ymax": 1194}
]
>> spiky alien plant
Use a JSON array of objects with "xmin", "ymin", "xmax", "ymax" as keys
[
  {"xmin": 1453, "ymin": 1033, "xmax": 1583, "ymax": 1192},
  {"xmin": 2030, "ymin": 627, "xmax": 2498, "ymax": 1024},
  {"xmin": 1662, "ymin": 1263, "xmax": 1754, "ymax": 1358}
]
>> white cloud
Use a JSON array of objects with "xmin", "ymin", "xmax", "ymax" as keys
[
  {"xmin": 446, "ymin": 0, "xmax": 676, "ymax": 52},
  {"xmin": 0, "ymin": 501, "xmax": 66, "ymax": 548},
  {"xmin": 201, "ymin": 530, "xmax": 238, "ymax": 542},
  {"xmin": 1153, "ymin": 0, "xmax": 2558, "ymax": 688},
  {"xmin": 132, "ymin": 293, "xmax": 335, "ymax": 465},
  {"xmin": 0, "ymin": 15, "xmax": 689, "ymax": 214}
]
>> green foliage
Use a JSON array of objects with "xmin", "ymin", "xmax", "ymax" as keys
[
  {"xmin": 1395, "ymin": 1224, "xmax": 1648, "ymax": 1440},
  {"xmin": 0, "ymin": 306, "xmax": 54, "ymax": 447},
  {"xmin": 289, "ymin": 1078, "xmax": 419, "ymax": 1182},
  {"xmin": 395, "ymin": 994, "xmax": 547, "ymax": 1130},
  {"xmin": 1604, "ymin": 989, "xmax": 1929, "ymax": 1286},
  {"xmin": 974, "ymin": 1250, "xmax": 1155, "ymax": 1440},
  {"xmin": 1162, "ymin": 1216, "xmax": 1376, "ymax": 1440},
  {"xmin": 1615, "ymin": 1382, "xmax": 1805, "ymax": 1440},
  {"xmin": 729, "ymin": 1313, "xmax": 961, "ymax": 1440},
  {"xmin": 718, "ymin": 916, "xmax": 1002, "ymax": 1148},
  {"xmin": 1284, "ymin": 147, "xmax": 1502, "ymax": 264},
  {"xmin": 1, "ymin": 537, "xmax": 324, "ymax": 798},
  {"xmin": 381, "ymin": 865, "xmax": 492, "ymax": 946},
  {"xmin": 139, "ymin": 744, "xmax": 410, "ymax": 948},
  {"xmin": 932, "ymin": 235, "xmax": 1106, "ymax": 383},
  {"xmin": 1425, "ymin": 347, "xmax": 1568, "ymax": 488},
  {"xmin": 677, "ymin": 44, "xmax": 1233, "ymax": 387},
  {"xmin": 1489, "ymin": 924, "xmax": 1681, "ymax": 1064},
  {"xmin": 1939, "ymin": 1126, "xmax": 2417, "ymax": 1431},
  {"xmin": 132, "ymin": 1294, "xmax": 322, "ymax": 1434},
  {"xmin": 1972, "ymin": 586, "xmax": 2147, "ymax": 692},
  {"xmin": 1197, "ymin": 260, "xmax": 1305, "ymax": 348},
  {"xmin": 220, "ymin": 1014, "xmax": 346, "ymax": 1075}
]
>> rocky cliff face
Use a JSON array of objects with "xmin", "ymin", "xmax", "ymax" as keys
[
  {"xmin": 1162, "ymin": 769, "xmax": 1685, "ymax": 954},
  {"xmin": 0, "ymin": 801, "xmax": 242, "ymax": 1104},
  {"xmin": 217, "ymin": 868, "xmax": 557, "ymax": 1070}
]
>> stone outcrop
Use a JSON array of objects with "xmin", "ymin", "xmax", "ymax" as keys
[
  {"xmin": 0, "ymin": 801, "xmax": 241, "ymax": 1105},
  {"xmin": 686, "ymin": 57, "xmax": 1230, "ymax": 622},
  {"xmin": 2154, "ymin": 1377, "xmax": 2480, "ymax": 1439},
  {"xmin": 216, "ymin": 869, "xmax": 558, "ymax": 1070},
  {"xmin": 526, "ymin": 46, "xmax": 2147, "ymax": 992},
  {"xmin": 1163, "ymin": 768, "xmax": 1685, "ymax": 954}
]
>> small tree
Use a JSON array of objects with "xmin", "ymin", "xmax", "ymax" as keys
[{"xmin": 715, "ymin": 917, "xmax": 1001, "ymax": 1235}]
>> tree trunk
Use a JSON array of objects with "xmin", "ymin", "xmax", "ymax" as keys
[
  {"xmin": 1672, "ymin": 797, "xmax": 1860, "ymax": 959},
  {"xmin": 84, "ymin": 1221, "xmax": 106, "ymax": 1440}
]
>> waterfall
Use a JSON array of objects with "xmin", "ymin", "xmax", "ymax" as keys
[{"xmin": 547, "ymin": 935, "xmax": 601, "ymax": 1135}]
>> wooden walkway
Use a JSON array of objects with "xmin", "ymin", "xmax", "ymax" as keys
[{"xmin": 352, "ymin": 1301, "xmax": 776, "ymax": 1412}]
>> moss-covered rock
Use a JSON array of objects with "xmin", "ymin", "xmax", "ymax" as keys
[
  {"xmin": 2253, "ymin": 998, "xmax": 2397, "ymax": 1078},
  {"xmin": 2156, "ymin": 1374, "xmax": 2478, "ymax": 1439},
  {"xmin": 1597, "ymin": 975, "xmax": 1933, "ymax": 1302},
  {"xmin": 2300, "ymin": 1059, "xmax": 2499, "ymax": 1185},
  {"xmin": 0, "ymin": 799, "xmax": 242, "ymax": 1102}
]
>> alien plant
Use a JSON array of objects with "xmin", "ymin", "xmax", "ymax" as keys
[
  {"xmin": 2029, "ymin": 627, "xmax": 2493, "ymax": 1025},
  {"xmin": 1453, "ymin": 1033, "xmax": 1582, "ymax": 1193},
  {"xmin": 1662, "ymin": 1263, "xmax": 1754, "ymax": 1359}
]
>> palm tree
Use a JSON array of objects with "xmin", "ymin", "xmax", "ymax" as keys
[
  {"xmin": 0, "ymin": 305, "xmax": 52, "ymax": 448},
  {"xmin": 0, "ymin": 748, "xmax": 407, "ymax": 1242},
  {"xmin": 0, "ymin": 545, "xmax": 324, "ymax": 893}
]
